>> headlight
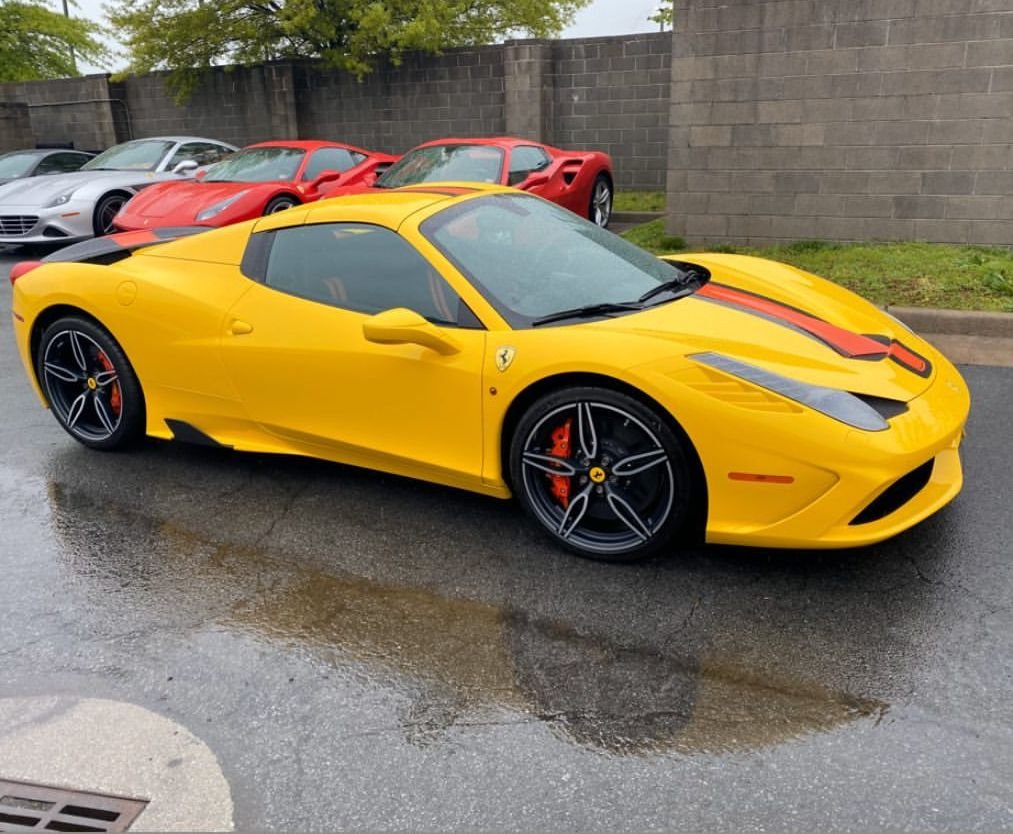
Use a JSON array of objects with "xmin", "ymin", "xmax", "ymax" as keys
[
  {"xmin": 44, "ymin": 189, "xmax": 77, "ymax": 208},
  {"xmin": 195, "ymin": 190, "xmax": 248, "ymax": 221},
  {"xmin": 693, "ymin": 352, "xmax": 889, "ymax": 432}
]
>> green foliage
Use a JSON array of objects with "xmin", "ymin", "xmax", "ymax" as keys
[
  {"xmin": 0, "ymin": 0, "xmax": 110, "ymax": 81},
  {"xmin": 107, "ymin": 0, "xmax": 591, "ymax": 97},
  {"xmin": 620, "ymin": 219, "xmax": 685, "ymax": 253},
  {"xmin": 647, "ymin": 3, "xmax": 674, "ymax": 30},
  {"xmin": 620, "ymin": 222, "xmax": 1013, "ymax": 312},
  {"xmin": 612, "ymin": 190, "xmax": 666, "ymax": 213}
]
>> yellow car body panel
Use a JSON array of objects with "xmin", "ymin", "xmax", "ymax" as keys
[{"xmin": 10, "ymin": 184, "xmax": 970, "ymax": 550}]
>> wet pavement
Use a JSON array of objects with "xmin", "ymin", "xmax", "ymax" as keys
[{"xmin": 2, "ymin": 252, "xmax": 1013, "ymax": 830}]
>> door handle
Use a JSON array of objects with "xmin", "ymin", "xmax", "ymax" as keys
[{"xmin": 228, "ymin": 319, "xmax": 254, "ymax": 336}]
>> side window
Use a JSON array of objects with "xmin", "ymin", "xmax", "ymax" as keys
[
  {"xmin": 168, "ymin": 142, "xmax": 232, "ymax": 169},
  {"xmin": 36, "ymin": 152, "xmax": 91, "ymax": 174},
  {"xmin": 261, "ymin": 223, "xmax": 467, "ymax": 326},
  {"xmin": 508, "ymin": 145, "xmax": 550, "ymax": 186},
  {"xmin": 302, "ymin": 148, "xmax": 366, "ymax": 181}
]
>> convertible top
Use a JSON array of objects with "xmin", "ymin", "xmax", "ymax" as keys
[{"xmin": 42, "ymin": 227, "xmax": 210, "ymax": 266}]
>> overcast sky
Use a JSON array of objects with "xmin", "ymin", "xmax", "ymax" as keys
[{"xmin": 62, "ymin": 0, "xmax": 667, "ymax": 74}]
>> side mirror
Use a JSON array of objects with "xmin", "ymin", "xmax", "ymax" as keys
[
  {"xmin": 362, "ymin": 308, "xmax": 460, "ymax": 356},
  {"xmin": 172, "ymin": 159, "xmax": 198, "ymax": 175},
  {"xmin": 311, "ymin": 169, "xmax": 342, "ymax": 189}
]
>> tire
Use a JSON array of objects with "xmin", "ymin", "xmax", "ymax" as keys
[
  {"xmin": 264, "ymin": 195, "xmax": 298, "ymax": 215},
  {"xmin": 509, "ymin": 386, "xmax": 696, "ymax": 562},
  {"xmin": 588, "ymin": 174, "xmax": 613, "ymax": 228},
  {"xmin": 36, "ymin": 316, "xmax": 146, "ymax": 451},
  {"xmin": 92, "ymin": 192, "xmax": 130, "ymax": 237}
]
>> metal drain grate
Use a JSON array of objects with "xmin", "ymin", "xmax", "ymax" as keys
[{"xmin": 0, "ymin": 780, "xmax": 147, "ymax": 832}]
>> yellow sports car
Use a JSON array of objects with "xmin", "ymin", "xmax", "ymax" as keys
[{"xmin": 10, "ymin": 185, "xmax": 970, "ymax": 561}]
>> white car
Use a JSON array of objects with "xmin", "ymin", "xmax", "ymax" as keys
[{"xmin": 0, "ymin": 136, "xmax": 236, "ymax": 245}]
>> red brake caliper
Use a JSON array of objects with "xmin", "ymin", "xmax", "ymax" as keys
[
  {"xmin": 96, "ymin": 352, "xmax": 121, "ymax": 416},
  {"xmin": 548, "ymin": 418, "xmax": 573, "ymax": 509}
]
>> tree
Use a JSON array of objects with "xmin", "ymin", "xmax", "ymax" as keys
[
  {"xmin": 0, "ymin": 0, "xmax": 110, "ymax": 81},
  {"xmin": 108, "ymin": 0, "xmax": 590, "ymax": 96},
  {"xmin": 648, "ymin": 3, "xmax": 674, "ymax": 32}
]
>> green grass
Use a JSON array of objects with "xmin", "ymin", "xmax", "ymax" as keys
[
  {"xmin": 612, "ymin": 190, "xmax": 666, "ymax": 213},
  {"xmin": 620, "ymin": 219, "xmax": 1013, "ymax": 313}
]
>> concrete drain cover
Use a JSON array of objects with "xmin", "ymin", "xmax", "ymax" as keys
[{"xmin": 0, "ymin": 779, "xmax": 146, "ymax": 832}]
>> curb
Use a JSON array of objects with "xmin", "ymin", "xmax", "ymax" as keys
[{"xmin": 887, "ymin": 305, "xmax": 1013, "ymax": 339}]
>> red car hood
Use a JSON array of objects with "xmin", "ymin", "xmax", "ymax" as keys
[{"xmin": 125, "ymin": 181, "xmax": 270, "ymax": 222}]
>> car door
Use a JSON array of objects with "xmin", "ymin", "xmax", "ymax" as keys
[{"xmin": 221, "ymin": 221, "xmax": 488, "ymax": 485}]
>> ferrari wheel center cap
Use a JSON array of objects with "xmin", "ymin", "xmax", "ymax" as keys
[
  {"xmin": 86, "ymin": 377, "xmax": 97, "ymax": 390},
  {"xmin": 589, "ymin": 466, "xmax": 607, "ymax": 484}
]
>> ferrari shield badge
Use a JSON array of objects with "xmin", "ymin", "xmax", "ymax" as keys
[{"xmin": 495, "ymin": 346, "xmax": 516, "ymax": 372}]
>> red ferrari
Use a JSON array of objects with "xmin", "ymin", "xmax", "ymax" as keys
[
  {"xmin": 321, "ymin": 137, "xmax": 615, "ymax": 227},
  {"xmin": 113, "ymin": 140, "xmax": 397, "ymax": 231}
]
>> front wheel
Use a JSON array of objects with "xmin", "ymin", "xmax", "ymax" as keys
[
  {"xmin": 588, "ymin": 174, "xmax": 612, "ymax": 228},
  {"xmin": 509, "ymin": 386, "xmax": 697, "ymax": 561},
  {"xmin": 93, "ymin": 192, "xmax": 129, "ymax": 236},
  {"xmin": 37, "ymin": 316, "xmax": 146, "ymax": 450}
]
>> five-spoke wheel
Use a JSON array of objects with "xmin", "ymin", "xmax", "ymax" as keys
[
  {"xmin": 510, "ymin": 387, "xmax": 695, "ymax": 561},
  {"xmin": 589, "ymin": 174, "xmax": 613, "ymax": 228},
  {"xmin": 37, "ymin": 317, "xmax": 145, "ymax": 450}
]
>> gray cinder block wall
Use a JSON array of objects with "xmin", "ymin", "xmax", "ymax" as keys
[
  {"xmin": 666, "ymin": 0, "xmax": 1013, "ymax": 246},
  {"xmin": 0, "ymin": 33, "xmax": 671, "ymax": 190}
]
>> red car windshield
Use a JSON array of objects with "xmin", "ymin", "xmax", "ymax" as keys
[
  {"xmin": 376, "ymin": 145, "xmax": 504, "ymax": 187},
  {"xmin": 204, "ymin": 147, "xmax": 305, "ymax": 182}
]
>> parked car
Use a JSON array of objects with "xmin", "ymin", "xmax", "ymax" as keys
[
  {"xmin": 112, "ymin": 140, "xmax": 397, "ymax": 231},
  {"xmin": 322, "ymin": 137, "xmax": 615, "ymax": 227},
  {"xmin": 10, "ymin": 185, "xmax": 969, "ymax": 562},
  {"xmin": 0, "ymin": 148, "xmax": 95, "ymax": 186},
  {"xmin": 0, "ymin": 136, "xmax": 236, "ymax": 245}
]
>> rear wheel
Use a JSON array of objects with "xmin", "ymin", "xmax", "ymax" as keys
[
  {"xmin": 509, "ymin": 386, "xmax": 696, "ymax": 561},
  {"xmin": 92, "ymin": 192, "xmax": 129, "ymax": 236},
  {"xmin": 37, "ymin": 316, "xmax": 145, "ymax": 450},
  {"xmin": 264, "ymin": 195, "xmax": 298, "ymax": 215},
  {"xmin": 588, "ymin": 174, "xmax": 612, "ymax": 228}
]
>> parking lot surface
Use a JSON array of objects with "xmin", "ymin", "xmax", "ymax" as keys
[{"xmin": 2, "ymin": 251, "xmax": 1012, "ymax": 831}]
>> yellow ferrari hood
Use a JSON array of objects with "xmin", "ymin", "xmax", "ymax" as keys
[{"xmin": 593, "ymin": 254, "xmax": 935, "ymax": 402}]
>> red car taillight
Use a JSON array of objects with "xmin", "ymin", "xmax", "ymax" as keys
[{"xmin": 9, "ymin": 260, "xmax": 43, "ymax": 285}]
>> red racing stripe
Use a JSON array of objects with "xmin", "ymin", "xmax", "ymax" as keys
[{"xmin": 697, "ymin": 283, "xmax": 889, "ymax": 359}]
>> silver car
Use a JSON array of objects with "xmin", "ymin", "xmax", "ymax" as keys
[
  {"xmin": 0, "ymin": 148, "xmax": 95, "ymax": 186},
  {"xmin": 0, "ymin": 136, "xmax": 236, "ymax": 245}
]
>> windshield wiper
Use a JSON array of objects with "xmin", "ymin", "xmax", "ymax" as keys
[
  {"xmin": 532, "ymin": 302, "xmax": 643, "ymax": 327},
  {"xmin": 636, "ymin": 270, "xmax": 706, "ymax": 305}
]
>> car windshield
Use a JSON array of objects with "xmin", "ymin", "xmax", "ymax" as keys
[
  {"xmin": 82, "ymin": 139, "xmax": 175, "ymax": 172},
  {"xmin": 376, "ymin": 145, "xmax": 504, "ymax": 188},
  {"xmin": 0, "ymin": 152, "xmax": 39, "ymax": 178},
  {"xmin": 421, "ymin": 193, "xmax": 698, "ymax": 328},
  {"xmin": 203, "ymin": 147, "xmax": 305, "ymax": 182}
]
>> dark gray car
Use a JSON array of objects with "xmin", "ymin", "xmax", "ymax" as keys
[{"xmin": 0, "ymin": 148, "xmax": 95, "ymax": 186}]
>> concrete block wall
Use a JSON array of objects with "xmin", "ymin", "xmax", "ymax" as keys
[
  {"xmin": 666, "ymin": 0, "xmax": 1013, "ymax": 246},
  {"xmin": 292, "ymin": 46, "xmax": 507, "ymax": 154},
  {"xmin": 0, "ymin": 75, "xmax": 118, "ymax": 151},
  {"xmin": 554, "ymin": 34, "xmax": 672, "ymax": 190},
  {"xmin": 0, "ymin": 102, "xmax": 33, "ymax": 152},
  {"xmin": 120, "ymin": 64, "xmax": 298, "ymax": 148}
]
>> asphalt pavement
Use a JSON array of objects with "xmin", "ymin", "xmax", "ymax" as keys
[{"xmin": 1, "ymin": 251, "xmax": 1012, "ymax": 831}]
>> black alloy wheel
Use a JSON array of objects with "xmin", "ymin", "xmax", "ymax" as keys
[
  {"xmin": 510, "ymin": 386, "xmax": 696, "ymax": 561},
  {"xmin": 93, "ymin": 192, "xmax": 129, "ymax": 236},
  {"xmin": 37, "ymin": 316, "xmax": 145, "ymax": 450}
]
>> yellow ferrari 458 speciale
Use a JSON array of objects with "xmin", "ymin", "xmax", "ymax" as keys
[{"xmin": 10, "ymin": 184, "xmax": 970, "ymax": 561}]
